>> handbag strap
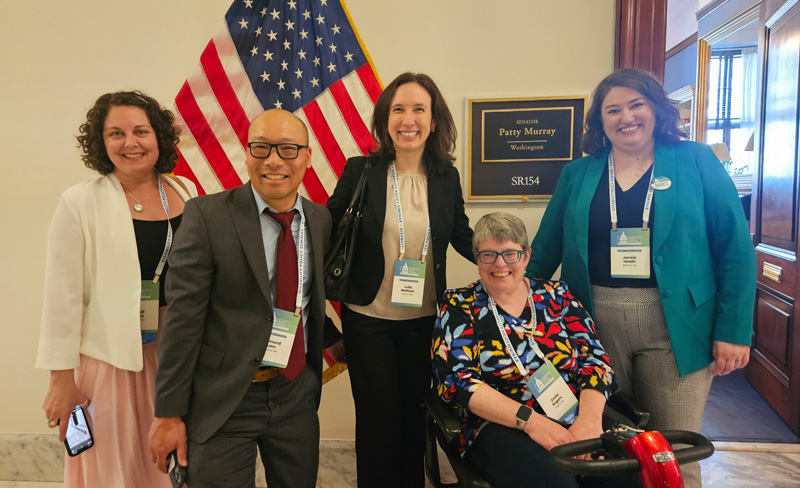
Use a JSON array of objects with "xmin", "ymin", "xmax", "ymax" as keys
[{"xmin": 346, "ymin": 157, "xmax": 373, "ymax": 214}]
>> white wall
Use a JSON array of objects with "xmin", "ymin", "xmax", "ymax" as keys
[
  {"xmin": 0, "ymin": 0, "xmax": 615, "ymax": 440},
  {"xmin": 667, "ymin": 0, "xmax": 703, "ymax": 50}
]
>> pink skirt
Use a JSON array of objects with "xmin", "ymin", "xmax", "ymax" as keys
[{"xmin": 64, "ymin": 342, "xmax": 171, "ymax": 488}]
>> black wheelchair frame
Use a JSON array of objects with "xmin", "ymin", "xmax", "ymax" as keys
[{"xmin": 423, "ymin": 390, "xmax": 651, "ymax": 488}]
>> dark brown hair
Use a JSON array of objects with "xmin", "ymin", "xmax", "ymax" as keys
[
  {"xmin": 370, "ymin": 72, "xmax": 456, "ymax": 176},
  {"xmin": 77, "ymin": 91, "xmax": 180, "ymax": 175},
  {"xmin": 582, "ymin": 68, "xmax": 687, "ymax": 157}
]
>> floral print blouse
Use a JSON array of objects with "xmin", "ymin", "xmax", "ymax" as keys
[{"xmin": 432, "ymin": 279, "xmax": 618, "ymax": 453}]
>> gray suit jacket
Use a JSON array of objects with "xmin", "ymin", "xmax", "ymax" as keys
[{"xmin": 154, "ymin": 183, "xmax": 332, "ymax": 443}]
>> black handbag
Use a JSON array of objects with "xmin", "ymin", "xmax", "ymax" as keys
[{"xmin": 323, "ymin": 159, "xmax": 372, "ymax": 302}]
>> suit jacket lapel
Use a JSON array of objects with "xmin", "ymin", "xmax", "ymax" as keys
[
  {"xmin": 653, "ymin": 144, "xmax": 677, "ymax": 254},
  {"xmin": 366, "ymin": 159, "xmax": 388, "ymax": 233},
  {"xmin": 229, "ymin": 183, "xmax": 273, "ymax": 307},
  {"xmin": 574, "ymin": 153, "xmax": 606, "ymax": 267}
]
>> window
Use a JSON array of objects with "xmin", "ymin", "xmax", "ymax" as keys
[{"xmin": 707, "ymin": 48, "xmax": 756, "ymax": 176}]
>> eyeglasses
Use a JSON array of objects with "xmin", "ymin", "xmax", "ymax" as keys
[
  {"xmin": 475, "ymin": 250, "xmax": 525, "ymax": 264},
  {"xmin": 247, "ymin": 142, "xmax": 308, "ymax": 160}
]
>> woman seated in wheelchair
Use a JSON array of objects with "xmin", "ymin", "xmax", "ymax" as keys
[{"xmin": 433, "ymin": 212, "xmax": 634, "ymax": 488}]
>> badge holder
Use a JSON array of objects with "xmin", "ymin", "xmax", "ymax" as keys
[
  {"xmin": 140, "ymin": 281, "xmax": 159, "ymax": 344},
  {"xmin": 261, "ymin": 308, "xmax": 301, "ymax": 368}
]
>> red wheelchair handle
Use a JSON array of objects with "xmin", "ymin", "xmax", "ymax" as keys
[
  {"xmin": 548, "ymin": 430, "xmax": 714, "ymax": 477},
  {"xmin": 548, "ymin": 439, "xmax": 640, "ymax": 475}
]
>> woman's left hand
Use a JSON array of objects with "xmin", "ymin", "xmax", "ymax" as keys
[
  {"xmin": 712, "ymin": 341, "xmax": 750, "ymax": 376},
  {"xmin": 568, "ymin": 389, "xmax": 605, "ymax": 459},
  {"xmin": 566, "ymin": 415, "xmax": 604, "ymax": 460},
  {"xmin": 568, "ymin": 415, "xmax": 603, "ymax": 443}
]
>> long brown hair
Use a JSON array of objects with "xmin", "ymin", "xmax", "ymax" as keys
[{"xmin": 370, "ymin": 72, "xmax": 456, "ymax": 176}]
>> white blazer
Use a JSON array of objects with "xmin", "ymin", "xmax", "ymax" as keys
[{"xmin": 36, "ymin": 173, "xmax": 197, "ymax": 372}]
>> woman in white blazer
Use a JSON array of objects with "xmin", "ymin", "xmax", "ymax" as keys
[{"xmin": 36, "ymin": 91, "xmax": 197, "ymax": 488}]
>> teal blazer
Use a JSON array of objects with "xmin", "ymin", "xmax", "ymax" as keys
[{"xmin": 525, "ymin": 141, "xmax": 756, "ymax": 376}]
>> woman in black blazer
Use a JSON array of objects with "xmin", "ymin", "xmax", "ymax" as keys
[{"xmin": 327, "ymin": 72, "xmax": 474, "ymax": 488}]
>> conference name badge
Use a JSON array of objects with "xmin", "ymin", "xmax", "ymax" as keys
[
  {"xmin": 140, "ymin": 280, "xmax": 159, "ymax": 344},
  {"xmin": 391, "ymin": 258, "xmax": 426, "ymax": 307},
  {"xmin": 526, "ymin": 361, "xmax": 578, "ymax": 423},
  {"xmin": 610, "ymin": 228, "xmax": 651, "ymax": 279},
  {"xmin": 262, "ymin": 308, "xmax": 300, "ymax": 368}
]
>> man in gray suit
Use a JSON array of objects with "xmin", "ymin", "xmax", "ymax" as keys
[{"xmin": 149, "ymin": 109, "xmax": 343, "ymax": 487}]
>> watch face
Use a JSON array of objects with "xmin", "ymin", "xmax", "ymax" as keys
[{"xmin": 517, "ymin": 405, "xmax": 533, "ymax": 422}]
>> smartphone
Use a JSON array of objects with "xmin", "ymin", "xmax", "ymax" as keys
[
  {"xmin": 167, "ymin": 449, "xmax": 188, "ymax": 488},
  {"xmin": 64, "ymin": 405, "xmax": 94, "ymax": 457}
]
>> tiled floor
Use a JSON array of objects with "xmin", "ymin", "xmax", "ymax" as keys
[{"xmin": 2, "ymin": 442, "xmax": 798, "ymax": 487}]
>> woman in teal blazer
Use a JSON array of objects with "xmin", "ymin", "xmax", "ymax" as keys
[{"xmin": 526, "ymin": 69, "xmax": 755, "ymax": 488}]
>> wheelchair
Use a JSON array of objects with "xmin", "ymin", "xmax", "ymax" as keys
[{"xmin": 423, "ymin": 390, "xmax": 713, "ymax": 488}]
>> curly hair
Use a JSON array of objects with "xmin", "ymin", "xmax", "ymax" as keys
[
  {"xmin": 582, "ymin": 68, "xmax": 687, "ymax": 157},
  {"xmin": 370, "ymin": 72, "xmax": 456, "ymax": 176},
  {"xmin": 77, "ymin": 91, "xmax": 180, "ymax": 175}
]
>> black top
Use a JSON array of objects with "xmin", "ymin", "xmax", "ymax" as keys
[
  {"xmin": 132, "ymin": 214, "xmax": 183, "ymax": 306},
  {"xmin": 588, "ymin": 164, "xmax": 657, "ymax": 288}
]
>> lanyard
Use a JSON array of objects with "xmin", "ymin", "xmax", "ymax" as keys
[
  {"xmin": 294, "ymin": 205, "xmax": 306, "ymax": 316},
  {"xmin": 153, "ymin": 177, "xmax": 173, "ymax": 283},
  {"xmin": 486, "ymin": 281, "xmax": 547, "ymax": 377},
  {"xmin": 390, "ymin": 162, "xmax": 431, "ymax": 262},
  {"xmin": 608, "ymin": 152, "xmax": 656, "ymax": 231}
]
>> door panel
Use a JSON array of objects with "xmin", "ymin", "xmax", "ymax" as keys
[
  {"xmin": 750, "ymin": 0, "xmax": 800, "ymax": 434},
  {"xmin": 754, "ymin": 289, "xmax": 792, "ymax": 374},
  {"xmin": 759, "ymin": 8, "xmax": 799, "ymax": 250}
]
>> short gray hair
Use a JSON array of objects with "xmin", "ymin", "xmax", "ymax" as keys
[{"xmin": 472, "ymin": 212, "xmax": 530, "ymax": 254}]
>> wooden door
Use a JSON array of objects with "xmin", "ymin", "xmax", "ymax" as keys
[{"xmin": 749, "ymin": 0, "xmax": 800, "ymax": 435}]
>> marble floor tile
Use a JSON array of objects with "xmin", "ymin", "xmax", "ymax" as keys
[
  {"xmin": 0, "ymin": 434, "xmax": 62, "ymax": 482},
  {"xmin": 699, "ymin": 450, "xmax": 800, "ymax": 487},
  {"xmin": 317, "ymin": 440, "xmax": 357, "ymax": 488}
]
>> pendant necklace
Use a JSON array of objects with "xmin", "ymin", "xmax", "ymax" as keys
[{"xmin": 125, "ymin": 187, "xmax": 157, "ymax": 212}]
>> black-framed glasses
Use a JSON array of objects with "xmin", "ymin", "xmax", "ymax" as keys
[
  {"xmin": 247, "ymin": 142, "xmax": 308, "ymax": 160},
  {"xmin": 475, "ymin": 250, "xmax": 525, "ymax": 264}
]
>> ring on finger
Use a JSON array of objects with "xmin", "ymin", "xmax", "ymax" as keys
[{"xmin": 46, "ymin": 419, "xmax": 57, "ymax": 427}]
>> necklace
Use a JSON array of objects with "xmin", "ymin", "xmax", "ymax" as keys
[{"xmin": 124, "ymin": 187, "xmax": 157, "ymax": 212}]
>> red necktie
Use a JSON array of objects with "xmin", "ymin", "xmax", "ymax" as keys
[{"xmin": 265, "ymin": 209, "xmax": 306, "ymax": 381}]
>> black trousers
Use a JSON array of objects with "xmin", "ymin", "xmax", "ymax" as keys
[
  {"xmin": 342, "ymin": 306, "xmax": 435, "ymax": 488},
  {"xmin": 466, "ymin": 422, "xmax": 639, "ymax": 488}
]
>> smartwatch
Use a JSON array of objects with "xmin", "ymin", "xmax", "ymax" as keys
[{"xmin": 515, "ymin": 404, "xmax": 533, "ymax": 430}]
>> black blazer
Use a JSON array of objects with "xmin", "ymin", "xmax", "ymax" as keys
[{"xmin": 326, "ymin": 156, "xmax": 475, "ymax": 306}]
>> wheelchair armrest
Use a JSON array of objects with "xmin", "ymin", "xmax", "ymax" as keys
[
  {"xmin": 606, "ymin": 391, "xmax": 650, "ymax": 428},
  {"xmin": 423, "ymin": 390, "xmax": 463, "ymax": 445}
]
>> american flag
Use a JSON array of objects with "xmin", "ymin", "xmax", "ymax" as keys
[{"xmin": 172, "ymin": 0, "xmax": 382, "ymax": 203}]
